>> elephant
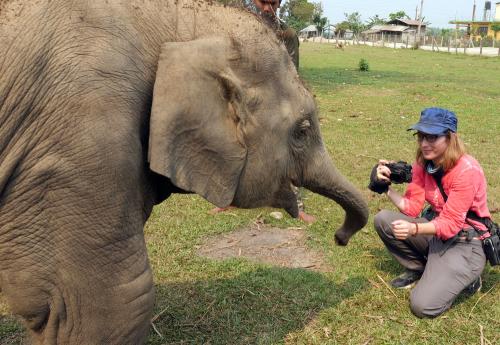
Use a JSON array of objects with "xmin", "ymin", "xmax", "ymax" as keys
[{"xmin": 0, "ymin": 0, "xmax": 369, "ymax": 344}]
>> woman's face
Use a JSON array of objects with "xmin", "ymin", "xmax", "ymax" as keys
[{"xmin": 416, "ymin": 132, "xmax": 449, "ymax": 162}]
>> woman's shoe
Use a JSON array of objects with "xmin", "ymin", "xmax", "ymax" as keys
[
  {"xmin": 464, "ymin": 277, "xmax": 482, "ymax": 295},
  {"xmin": 390, "ymin": 270, "xmax": 423, "ymax": 289}
]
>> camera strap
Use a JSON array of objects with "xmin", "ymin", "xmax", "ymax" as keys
[
  {"xmin": 430, "ymin": 171, "xmax": 493, "ymax": 257},
  {"xmin": 432, "ymin": 173, "xmax": 489, "ymax": 236}
]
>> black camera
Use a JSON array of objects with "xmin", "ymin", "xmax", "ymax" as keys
[
  {"xmin": 385, "ymin": 161, "xmax": 413, "ymax": 184},
  {"xmin": 368, "ymin": 160, "xmax": 412, "ymax": 194}
]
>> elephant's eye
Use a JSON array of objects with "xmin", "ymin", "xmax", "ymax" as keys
[
  {"xmin": 299, "ymin": 119, "xmax": 311, "ymax": 130},
  {"xmin": 246, "ymin": 94, "xmax": 262, "ymax": 113}
]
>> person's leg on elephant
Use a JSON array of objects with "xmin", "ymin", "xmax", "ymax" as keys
[
  {"xmin": 374, "ymin": 210, "xmax": 431, "ymax": 288},
  {"xmin": 292, "ymin": 184, "xmax": 316, "ymax": 224},
  {"xmin": 410, "ymin": 237, "xmax": 485, "ymax": 318},
  {"xmin": 209, "ymin": 186, "xmax": 316, "ymax": 224}
]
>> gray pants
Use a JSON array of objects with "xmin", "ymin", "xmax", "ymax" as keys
[{"xmin": 374, "ymin": 210, "xmax": 486, "ymax": 318}]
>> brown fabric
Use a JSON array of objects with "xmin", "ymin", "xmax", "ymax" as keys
[{"xmin": 278, "ymin": 23, "xmax": 299, "ymax": 69}]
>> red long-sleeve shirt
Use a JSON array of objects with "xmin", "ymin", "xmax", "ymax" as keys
[{"xmin": 402, "ymin": 155, "xmax": 491, "ymax": 240}]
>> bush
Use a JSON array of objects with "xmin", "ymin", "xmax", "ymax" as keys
[{"xmin": 358, "ymin": 58, "xmax": 369, "ymax": 71}]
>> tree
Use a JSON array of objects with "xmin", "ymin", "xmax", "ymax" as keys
[
  {"xmin": 491, "ymin": 23, "xmax": 500, "ymax": 40},
  {"xmin": 280, "ymin": 0, "xmax": 316, "ymax": 31},
  {"xmin": 216, "ymin": 0, "xmax": 252, "ymax": 7},
  {"xmin": 338, "ymin": 12, "xmax": 365, "ymax": 34},
  {"xmin": 440, "ymin": 28, "xmax": 453, "ymax": 37},
  {"xmin": 312, "ymin": 2, "xmax": 327, "ymax": 34},
  {"xmin": 335, "ymin": 21, "xmax": 350, "ymax": 36},
  {"xmin": 366, "ymin": 14, "xmax": 386, "ymax": 27},
  {"xmin": 388, "ymin": 11, "xmax": 410, "ymax": 21}
]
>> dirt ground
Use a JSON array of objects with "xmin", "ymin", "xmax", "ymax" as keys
[{"xmin": 197, "ymin": 220, "xmax": 331, "ymax": 272}]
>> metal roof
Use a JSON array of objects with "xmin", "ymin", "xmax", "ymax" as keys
[
  {"xmin": 388, "ymin": 18, "xmax": 426, "ymax": 26},
  {"xmin": 449, "ymin": 20, "xmax": 494, "ymax": 24},
  {"xmin": 363, "ymin": 25, "xmax": 410, "ymax": 33},
  {"xmin": 299, "ymin": 25, "xmax": 318, "ymax": 33}
]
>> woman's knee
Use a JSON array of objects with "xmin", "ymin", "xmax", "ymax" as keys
[
  {"xmin": 410, "ymin": 290, "xmax": 448, "ymax": 318},
  {"xmin": 373, "ymin": 209, "xmax": 395, "ymax": 237}
]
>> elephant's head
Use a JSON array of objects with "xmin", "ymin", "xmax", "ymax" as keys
[{"xmin": 148, "ymin": 36, "xmax": 368, "ymax": 244}]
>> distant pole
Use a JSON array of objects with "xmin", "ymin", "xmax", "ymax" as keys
[
  {"xmin": 416, "ymin": 0, "xmax": 424, "ymax": 45},
  {"xmin": 415, "ymin": 6, "xmax": 418, "ymax": 20},
  {"xmin": 472, "ymin": 0, "xmax": 476, "ymax": 22}
]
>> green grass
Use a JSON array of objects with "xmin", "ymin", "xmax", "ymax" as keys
[{"xmin": 1, "ymin": 44, "xmax": 499, "ymax": 344}]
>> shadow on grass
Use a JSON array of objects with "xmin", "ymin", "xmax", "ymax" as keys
[
  {"xmin": 300, "ymin": 66, "xmax": 421, "ymax": 90},
  {"xmin": 148, "ymin": 267, "xmax": 367, "ymax": 344},
  {"xmin": 369, "ymin": 247, "xmax": 402, "ymax": 277}
]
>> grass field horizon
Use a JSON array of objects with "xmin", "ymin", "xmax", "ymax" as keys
[{"xmin": 1, "ymin": 43, "xmax": 499, "ymax": 344}]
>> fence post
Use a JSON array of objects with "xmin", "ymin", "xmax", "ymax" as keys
[
  {"xmin": 406, "ymin": 35, "xmax": 409, "ymax": 48},
  {"xmin": 394, "ymin": 35, "xmax": 396, "ymax": 48},
  {"xmin": 479, "ymin": 38, "xmax": 483, "ymax": 56}
]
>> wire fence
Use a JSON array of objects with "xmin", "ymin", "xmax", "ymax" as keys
[{"xmin": 303, "ymin": 33, "xmax": 500, "ymax": 57}]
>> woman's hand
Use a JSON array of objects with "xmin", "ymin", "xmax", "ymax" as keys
[
  {"xmin": 391, "ymin": 220, "xmax": 416, "ymax": 240},
  {"xmin": 376, "ymin": 159, "xmax": 392, "ymax": 182}
]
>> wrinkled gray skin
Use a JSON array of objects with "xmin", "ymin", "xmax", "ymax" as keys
[{"xmin": 0, "ymin": 0, "xmax": 368, "ymax": 343}]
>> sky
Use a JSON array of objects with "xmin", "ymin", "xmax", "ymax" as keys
[{"xmin": 286, "ymin": 1, "xmax": 498, "ymax": 28}]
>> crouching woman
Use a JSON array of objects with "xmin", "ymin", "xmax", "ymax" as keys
[{"xmin": 373, "ymin": 108, "xmax": 493, "ymax": 318}]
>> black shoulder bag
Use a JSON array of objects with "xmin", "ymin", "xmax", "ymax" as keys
[{"xmin": 433, "ymin": 173, "xmax": 499, "ymax": 266}]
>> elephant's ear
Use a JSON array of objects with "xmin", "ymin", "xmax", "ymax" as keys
[{"xmin": 148, "ymin": 37, "xmax": 247, "ymax": 207}]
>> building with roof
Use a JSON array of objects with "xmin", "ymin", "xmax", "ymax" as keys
[
  {"xmin": 450, "ymin": 2, "xmax": 500, "ymax": 40},
  {"xmin": 361, "ymin": 25, "xmax": 419, "ymax": 44},
  {"xmin": 323, "ymin": 24, "xmax": 336, "ymax": 39},
  {"xmin": 387, "ymin": 18, "xmax": 426, "ymax": 33},
  {"xmin": 299, "ymin": 24, "xmax": 318, "ymax": 38},
  {"xmin": 361, "ymin": 18, "xmax": 425, "ymax": 44}
]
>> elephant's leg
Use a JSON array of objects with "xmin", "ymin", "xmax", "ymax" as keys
[{"xmin": 0, "ymin": 138, "xmax": 156, "ymax": 344}]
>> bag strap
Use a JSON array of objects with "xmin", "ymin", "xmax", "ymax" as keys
[{"xmin": 432, "ymin": 173, "xmax": 489, "ymax": 235}]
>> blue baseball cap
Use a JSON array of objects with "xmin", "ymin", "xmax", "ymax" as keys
[{"xmin": 408, "ymin": 107, "xmax": 457, "ymax": 134}]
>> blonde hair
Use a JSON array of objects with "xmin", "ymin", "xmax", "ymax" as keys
[{"xmin": 416, "ymin": 132, "xmax": 466, "ymax": 171}]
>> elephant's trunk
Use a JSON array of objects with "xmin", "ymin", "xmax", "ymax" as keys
[{"xmin": 302, "ymin": 147, "xmax": 369, "ymax": 245}]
